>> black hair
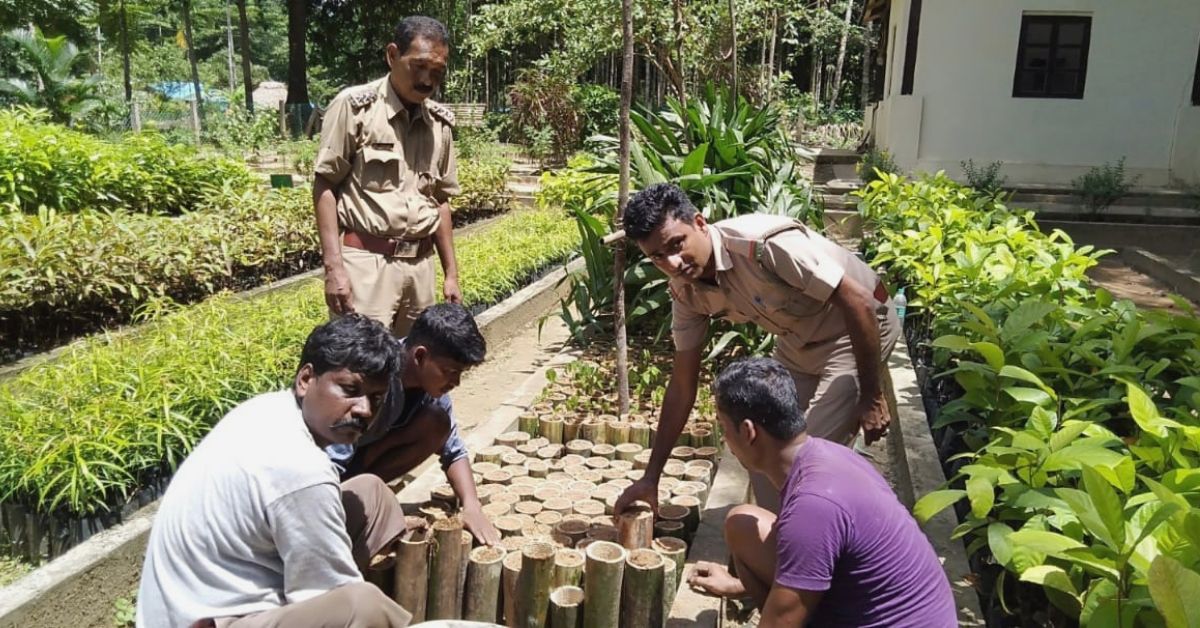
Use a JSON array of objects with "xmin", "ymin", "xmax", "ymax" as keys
[
  {"xmin": 712, "ymin": 357, "xmax": 807, "ymax": 440},
  {"xmin": 623, "ymin": 183, "xmax": 698, "ymax": 241},
  {"xmin": 393, "ymin": 16, "xmax": 450, "ymax": 54},
  {"xmin": 298, "ymin": 314, "xmax": 400, "ymax": 382},
  {"xmin": 405, "ymin": 303, "xmax": 487, "ymax": 366}
]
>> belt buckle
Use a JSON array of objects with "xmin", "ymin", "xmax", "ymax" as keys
[{"xmin": 391, "ymin": 238, "xmax": 420, "ymax": 259}]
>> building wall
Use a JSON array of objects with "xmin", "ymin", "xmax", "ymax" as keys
[{"xmin": 871, "ymin": 0, "xmax": 1200, "ymax": 186}]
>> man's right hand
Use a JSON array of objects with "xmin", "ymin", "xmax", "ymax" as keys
[
  {"xmin": 324, "ymin": 265, "xmax": 355, "ymax": 314},
  {"xmin": 613, "ymin": 477, "xmax": 660, "ymax": 521}
]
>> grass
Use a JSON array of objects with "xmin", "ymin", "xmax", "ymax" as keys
[{"xmin": 0, "ymin": 555, "xmax": 33, "ymax": 587}]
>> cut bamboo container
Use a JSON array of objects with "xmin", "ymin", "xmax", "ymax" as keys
[
  {"xmin": 553, "ymin": 547, "xmax": 586, "ymax": 588},
  {"xmin": 516, "ymin": 541, "xmax": 557, "ymax": 627},
  {"xmin": 431, "ymin": 483, "xmax": 457, "ymax": 509},
  {"xmin": 478, "ymin": 445, "xmax": 510, "ymax": 464},
  {"xmin": 630, "ymin": 423, "xmax": 651, "ymax": 448},
  {"xmin": 503, "ymin": 548, "xmax": 524, "ymax": 626},
  {"xmin": 539, "ymin": 416, "xmax": 565, "ymax": 444},
  {"xmin": 652, "ymin": 537, "xmax": 687, "ymax": 582},
  {"xmin": 582, "ymin": 541, "xmax": 627, "ymax": 628},
  {"xmin": 689, "ymin": 428, "xmax": 714, "ymax": 449},
  {"xmin": 606, "ymin": 421, "xmax": 630, "ymax": 445},
  {"xmin": 669, "ymin": 495, "xmax": 702, "ymax": 534},
  {"xmin": 633, "ymin": 451, "xmax": 652, "ymax": 470},
  {"xmin": 608, "ymin": 459, "xmax": 634, "ymax": 472},
  {"xmin": 563, "ymin": 419, "xmax": 581, "ymax": 442},
  {"xmin": 502, "ymin": 452, "xmax": 530, "ymax": 467},
  {"xmin": 587, "ymin": 526, "xmax": 619, "ymax": 543},
  {"xmin": 496, "ymin": 515, "xmax": 525, "ymax": 538},
  {"xmin": 484, "ymin": 469, "xmax": 515, "ymax": 485},
  {"xmin": 532, "ymin": 486, "xmax": 563, "ymax": 503},
  {"xmin": 583, "ymin": 456, "xmax": 610, "ymax": 470},
  {"xmin": 464, "ymin": 545, "xmax": 506, "ymax": 622},
  {"xmin": 617, "ymin": 503, "xmax": 654, "ymax": 550},
  {"xmin": 538, "ymin": 445, "xmax": 564, "ymax": 460},
  {"xmin": 653, "ymin": 520, "xmax": 686, "ymax": 541},
  {"xmin": 580, "ymin": 420, "xmax": 606, "ymax": 444},
  {"xmin": 394, "ymin": 522, "xmax": 430, "ymax": 623},
  {"xmin": 542, "ymin": 497, "xmax": 574, "ymax": 515},
  {"xmin": 427, "ymin": 517, "xmax": 465, "ymax": 620},
  {"xmin": 492, "ymin": 492, "xmax": 522, "ymax": 507},
  {"xmin": 549, "ymin": 586, "xmax": 584, "ymax": 628},
  {"xmin": 657, "ymin": 503, "xmax": 690, "ymax": 529},
  {"xmin": 497, "ymin": 431, "xmax": 533, "ymax": 448},
  {"xmin": 670, "ymin": 446, "xmax": 695, "ymax": 462},
  {"xmin": 554, "ymin": 519, "xmax": 591, "ymax": 546},
  {"xmin": 456, "ymin": 530, "xmax": 472, "ymax": 615},
  {"xmin": 620, "ymin": 548, "xmax": 665, "ymax": 628},
  {"xmin": 526, "ymin": 459, "xmax": 550, "ymax": 478},
  {"xmin": 518, "ymin": 443, "xmax": 543, "ymax": 457},
  {"xmin": 503, "ymin": 464, "xmax": 531, "ymax": 479},
  {"xmin": 520, "ymin": 413, "xmax": 540, "ymax": 437},
  {"xmin": 590, "ymin": 444, "xmax": 616, "ymax": 460},
  {"xmin": 661, "ymin": 556, "xmax": 678, "ymax": 624},
  {"xmin": 565, "ymin": 440, "xmax": 592, "ymax": 457},
  {"xmin": 515, "ymin": 501, "xmax": 544, "ymax": 516},
  {"xmin": 614, "ymin": 443, "xmax": 643, "ymax": 462},
  {"xmin": 536, "ymin": 511, "xmax": 564, "ymax": 527},
  {"xmin": 693, "ymin": 446, "xmax": 720, "ymax": 462},
  {"xmin": 682, "ymin": 467, "xmax": 709, "ymax": 484},
  {"xmin": 572, "ymin": 500, "xmax": 605, "ymax": 518}
]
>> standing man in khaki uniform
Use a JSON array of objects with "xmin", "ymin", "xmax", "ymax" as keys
[
  {"xmin": 314, "ymin": 16, "xmax": 462, "ymax": 337},
  {"xmin": 613, "ymin": 183, "xmax": 901, "ymax": 514}
]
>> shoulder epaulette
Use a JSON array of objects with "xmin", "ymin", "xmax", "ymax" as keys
[
  {"xmin": 347, "ymin": 87, "xmax": 378, "ymax": 110},
  {"xmin": 724, "ymin": 221, "xmax": 806, "ymax": 266},
  {"xmin": 425, "ymin": 100, "xmax": 456, "ymax": 127}
]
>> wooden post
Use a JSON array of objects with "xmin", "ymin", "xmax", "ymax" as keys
[
  {"xmin": 130, "ymin": 100, "xmax": 141, "ymax": 131},
  {"xmin": 617, "ymin": 503, "xmax": 654, "ymax": 550},
  {"xmin": 516, "ymin": 541, "xmax": 557, "ymax": 627},
  {"xmin": 427, "ymin": 517, "xmax": 465, "ymax": 619},
  {"xmin": 464, "ymin": 546, "xmax": 506, "ymax": 622},
  {"xmin": 549, "ymin": 586, "xmax": 584, "ymax": 628},
  {"xmin": 612, "ymin": 0, "xmax": 634, "ymax": 417},
  {"xmin": 278, "ymin": 99, "xmax": 287, "ymax": 137},
  {"xmin": 395, "ymin": 522, "xmax": 430, "ymax": 622},
  {"xmin": 583, "ymin": 541, "xmax": 627, "ymax": 628},
  {"xmin": 190, "ymin": 99, "xmax": 202, "ymax": 144},
  {"xmin": 620, "ymin": 548, "xmax": 664, "ymax": 627}
]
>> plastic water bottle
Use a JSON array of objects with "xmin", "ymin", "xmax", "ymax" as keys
[{"xmin": 894, "ymin": 287, "xmax": 908, "ymax": 322}]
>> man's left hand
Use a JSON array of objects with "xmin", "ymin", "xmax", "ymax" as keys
[
  {"xmin": 856, "ymin": 391, "xmax": 891, "ymax": 446},
  {"xmin": 462, "ymin": 504, "xmax": 500, "ymax": 546},
  {"xmin": 443, "ymin": 276, "xmax": 462, "ymax": 304}
]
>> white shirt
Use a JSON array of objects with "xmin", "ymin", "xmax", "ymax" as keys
[{"xmin": 137, "ymin": 390, "xmax": 362, "ymax": 628}]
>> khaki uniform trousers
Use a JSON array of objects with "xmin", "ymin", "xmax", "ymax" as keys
[
  {"xmin": 341, "ymin": 245, "xmax": 437, "ymax": 338},
  {"xmin": 750, "ymin": 299, "xmax": 903, "ymax": 512},
  {"xmin": 213, "ymin": 475, "xmax": 411, "ymax": 628}
]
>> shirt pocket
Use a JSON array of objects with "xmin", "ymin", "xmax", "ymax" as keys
[
  {"xmin": 757, "ymin": 292, "xmax": 830, "ymax": 329},
  {"xmin": 358, "ymin": 147, "xmax": 401, "ymax": 193}
]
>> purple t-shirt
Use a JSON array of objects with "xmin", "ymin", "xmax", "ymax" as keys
[{"xmin": 776, "ymin": 437, "xmax": 956, "ymax": 627}]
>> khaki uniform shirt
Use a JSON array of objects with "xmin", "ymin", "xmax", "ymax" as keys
[
  {"xmin": 670, "ymin": 214, "xmax": 887, "ymax": 369},
  {"xmin": 314, "ymin": 77, "xmax": 460, "ymax": 239}
]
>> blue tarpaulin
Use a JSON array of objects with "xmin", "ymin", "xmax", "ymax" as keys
[{"xmin": 149, "ymin": 81, "xmax": 228, "ymax": 104}]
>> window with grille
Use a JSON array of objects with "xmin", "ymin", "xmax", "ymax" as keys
[{"xmin": 1012, "ymin": 15, "xmax": 1091, "ymax": 99}]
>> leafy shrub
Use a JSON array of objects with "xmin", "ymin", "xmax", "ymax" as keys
[
  {"xmin": 508, "ymin": 69, "xmax": 581, "ymax": 164},
  {"xmin": 0, "ymin": 205, "xmax": 579, "ymax": 520},
  {"xmin": 859, "ymin": 172, "xmax": 1200, "ymax": 626},
  {"xmin": 0, "ymin": 108, "xmax": 254, "ymax": 215},
  {"xmin": 960, "ymin": 159, "xmax": 1007, "ymax": 196},
  {"xmin": 203, "ymin": 102, "xmax": 281, "ymax": 155},
  {"xmin": 283, "ymin": 139, "xmax": 319, "ymax": 175},
  {"xmin": 856, "ymin": 147, "xmax": 898, "ymax": 183},
  {"xmin": 456, "ymin": 153, "xmax": 513, "ymax": 217},
  {"xmin": 573, "ymin": 83, "xmax": 619, "ymax": 140},
  {"xmin": 1072, "ymin": 157, "xmax": 1140, "ymax": 214},
  {"xmin": 536, "ymin": 153, "xmax": 616, "ymax": 214}
]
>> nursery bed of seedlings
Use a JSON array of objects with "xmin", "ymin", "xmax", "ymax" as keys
[{"xmin": 379, "ymin": 349, "xmax": 725, "ymax": 627}]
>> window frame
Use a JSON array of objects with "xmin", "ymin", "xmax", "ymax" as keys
[
  {"xmin": 1192, "ymin": 38, "xmax": 1200, "ymax": 106},
  {"xmin": 1012, "ymin": 14, "xmax": 1092, "ymax": 100}
]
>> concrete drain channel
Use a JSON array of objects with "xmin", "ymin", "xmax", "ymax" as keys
[{"xmin": 0, "ymin": 253, "xmax": 982, "ymax": 627}]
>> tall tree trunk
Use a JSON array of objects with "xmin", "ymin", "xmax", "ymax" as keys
[
  {"xmin": 182, "ymin": 0, "xmax": 204, "ymax": 120},
  {"xmin": 811, "ymin": 0, "xmax": 825, "ymax": 101},
  {"xmin": 119, "ymin": 0, "xmax": 132, "ymax": 102},
  {"xmin": 673, "ymin": 0, "xmax": 686, "ymax": 106},
  {"xmin": 614, "ymin": 0, "xmax": 634, "ymax": 415},
  {"xmin": 727, "ymin": 0, "xmax": 738, "ymax": 96},
  {"xmin": 860, "ymin": 21, "xmax": 873, "ymax": 108},
  {"xmin": 286, "ymin": 0, "xmax": 309, "ymax": 105},
  {"xmin": 236, "ymin": 0, "xmax": 253, "ymax": 111},
  {"xmin": 829, "ymin": 0, "xmax": 854, "ymax": 108},
  {"xmin": 767, "ymin": 8, "xmax": 778, "ymax": 84},
  {"xmin": 224, "ymin": 0, "xmax": 236, "ymax": 91}
]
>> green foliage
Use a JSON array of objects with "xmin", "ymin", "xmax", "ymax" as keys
[
  {"xmin": 536, "ymin": 153, "xmax": 617, "ymax": 214},
  {"xmin": 282, "ymin": 139, "xmax": 318, "ymax": 175},
  {"xmin": 960, "ymin": 159, "xmax": 1007, "ymax": 196},
  {"xmin": 859, "ymin": 172, "xmax": 1200, "ymax": 626},
  {"xmin": 202, "ymin": 101, "xmax": 281, "ymax": 154},
  {"xmin": 508, "ymin": 68, "xmax": 581, "ymax": 164},
  {"xmin": 573, "ymin": 83, "xmax": 619, "ymax": 140},
  {"xmin": 0, "ymin": 205, "xmax": 578, "ymax": 518},
  {"xmin": 112, "ymin": 590, "xmax": 137, "ymax": 628},
  {"xmin": 856, "ymin": 147, "xmax": 898, "ymax": 183},
  {"xmin": 1072, "ymin": 157, "xmax": 1141, "ymax": 214},
  {"xmin": 0, "ymin": 27, "xmax": 103, "ymax": 125},
  {"xmin": 0, "ymin": 108, "xmax": 253, "ymax": 214},
  {"xmin": 455, "ymin": 153, "xmax": 514, "ymax": 217}
]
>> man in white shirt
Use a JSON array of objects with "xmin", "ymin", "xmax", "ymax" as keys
[{"xmin": 137, "ymin": 314, "xmax": 412, "ymax": 628}]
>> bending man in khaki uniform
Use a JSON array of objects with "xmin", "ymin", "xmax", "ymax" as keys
[
  {"xmin": 614, "ymin": 183, "xmax": 901, "ymax": 514},
  {"xmin": 314, "ymin": 16, "xmax": 461, "ymax": 337}
]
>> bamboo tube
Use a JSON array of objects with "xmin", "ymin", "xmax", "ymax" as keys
[
  {"xmin": 630, "ymin": 422, "xmax": 651, "ymax": 448},
  {"xmin": 475, "ymin": 461, "xmax": 503, "ymax": 475},
  {"xmin": 661, "ymin": 556, "xmax": 678, "ymax": 624},
  {"xmin": 475, "ymin": 484, "xmax": 499, "ymax": 506},
  {"xmin": 518, "ymin": 443, "xmax": 543, "ymax": 457},
  {"xmin": 606, "ymin": 420, "xmax": 630, "ymax": 445},
  {"xmin": 580, "ymin": 420, "xmax": 606, "ymax": 445},
  {"xmin": 686, "ymin": 459, "xmax": 715, "ymax": 482},
  {"xmin": 653, "ymin": 520, "xmax": 687, "ymax": 541},
  {"xmin": 648, "ymin": 423, "xmax": 659, "ymax": 447},
  {"xmin": 617, "ymin": 503, "xmax": 654, "ymax": 550},
  {"xmin": 515, "ymin": 541, "xmax": 557, "ymax": 627},
  {"xmin": 591, "ymin": 443, "xmax": 616, "ymax": 460},
  {"xmin": 652, "ymin": 537, "xmax": 688, "ymax": 581},
  {"xmin": 520, "ymin": 413, "xmax": 540, "ymax": 437},
  {"xmin": 603, "ymin": 493, "xmax": 620, "ymax": 516},
  {"xmin": 539, "ymin": 417, "xmax": 564, "ymax": 444},
  {"xmin": 464, "ymin": 546, "xmax": 506, "ymax": 622},
  {"xmin": 621, "ymin": 549, "xmax": 665, "ymax": 628},
  {"xmin": 553, "ymin": 547, "xmax": 586, "ymax": 588},
  {"xmin": 561, "ymin": 453, "xmax": 586, "ymax": 466},
  {"xmin": 670, "ymin": 495, "xmax": 702, "ymax": 535},
  {"xmin": 497, "ymin": 431, "xmax": 532, "ymax": 448},
  {"xmin": 456, "ymin": 530, "xmax": 473, "ymax": 617},
  {"xmin": 608, "ymin": 459, "xmax": 634, "ymax": 472},
  {"xmin": 586, "ymin": 526, "xmax": 618, "ymax": 543},
  {"xmin": 492, "ymin": 492, "xmax": 522, "ymax": 507},
  {"xmin": 549, "ymin": 586, "xmax": 584, "ymax": 628},
  {"xmin": 576, "ymin": 470, "xmax": 603, "ymax": 484},
  {"xmin": 536, "ymin": 510, "xmax": 564, "ymax": 527},
  {"xmin": 501, "ymin": 535, "xmax": 531, "ymax": 552},
  {"xmin": 503, "ymin": 465, "xmax": 531, "ymax": 479},
  {"xmin": 565, "ymin": 440, "xmax": 592, "ymax": 457},
  {"xmin": 529, "ymin": 436, "xmax": 550, "ymax": 448},
  {"xmin": 614, "ymin": 443, "xmax": 643, "ymax": 462},
  {"xmin": 693, "ymin": 446, "xmax": 720, "ymax": 462},
  {"xmin": 582, "ymin": 541, "xmax": 626, "ymax": 628},
  {"xmin": 657, "ymin": 504, "xmax": 689, "ymax": 528},
  {"xmin": 599, "ymin": 469, "xmax": 627, "ymax": 482},
  {"xmin": 543, "ymin": 497, "xmax": 574, "ymax": 515},
  {"xmin": 575, "ymin": 537, "xmax": 598, "ymax": 552},
  {"xmin": 662, "ymin": 461, "xmax": 687, "ymax": 479},
  {"xmin": 546, "ymin": 471, "xmax": 573, "ymax": 483},
  {"xmin": 538, "ymin": 445, "xmax": 564, "ymax": 460},
  {"xmin": 659, "ymin": 477, "xmax": 680, "ymax": 491},
  {"xmin": 533, "ymin": 486, "xmax": 563, "ymax": 503},
  {"xmin": 625, "ymin": 470, "xmax": 644, "ymax": 481},
  {"xmin": 496, "ymin": 515, "xmax": 525, "ymax": 538},
  {"xmin": 394, "ymin": 522, "xmax": 430, "ymax": 622},
  {"xmin": 502, "ymin": 452, "xmax": 530, "ymax": 467},
  {"xmin": 503, "ymin": 548, "xmax": 524, "ymax": 626},
  {"xmin": 478, "ymin": 445, "xmax": 509, "ymax": 464},
  {"xmin": 484, "ymin": 469, "xmax": 515, "ymax": 485},
  {"xmin": 670, "ymin": 446, "xmax": 695, "ymax": 461},
  {"xmin": 673, "ymin": 429, "xmax": 690, "ymax": 447},
  {"xmin": 675, "ymin": 481, "xmax": 709, "ymax": 504},
  {"xmin": 563, "ymin": 419, "xmax": 581, "ymax": 442},
  {"xmin": 683, "ymin": 467, "xmax": 709, "ymax": 485},
  {"xmin": 515, "ymin": 501, "xmax": 544, "ymax": 516},
  {"xmin": 554, "ymin": 519, "xmax": 591, "ymax": 546},
  {"xmin": 633, "ymin": 451, "xmax": 652, "ymax": 470},
  {"xmin": 657, "ymin": 489, "xmax": 672, "ymax": 506},
  {"xmin": 689, "ymin": 427, "xmax": 714, "ymax": 449},
  {"xmin": 572, "ymin": 500, "xmax": 605, "ymax": 518},
  {"xmin": 526, "ymin": 459, "xmax": 550, "ymax": 478},
  {"xmin": 427, "ymin": 517, "xmax": 465, "ymax": 619},
  {"xmin": 510, "ymin": 484, "xmax": 538, "ymax": 500},
  {"xmin": 431, "ymin": 483, "xmax": 457, "ymax": 509},
  {"xmin": 584, "ymin": 456, "xmax": 610, "ymax": 470}
]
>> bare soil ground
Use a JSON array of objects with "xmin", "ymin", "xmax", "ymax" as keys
[{"xmin": 1088, "ymin": 258, "xmax": 1197, "ymax": 311}]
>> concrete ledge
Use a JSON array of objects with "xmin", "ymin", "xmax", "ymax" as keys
[
  {"xmin": 888, "ymin": 342, "xmax": 985, "ymax": 626},
  {"xmin": 1038, "ymin": 220, "xmax": 1200, "ymax": 257},
  {"xmin": 0, "ymin": 256, "xmax": 583, "ymax": 628},
  {"xmin": 1120, "ymin": 248, "xmax": 1200, "ymax": 304}
]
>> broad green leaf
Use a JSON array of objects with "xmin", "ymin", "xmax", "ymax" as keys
[
  {"xmin": 912, "ymin": 489, "xmax": 966, "ymax": 524},
  {"xmin": 1080, "ymin": 578, "xmax": 1121, "ymax": 628},
  {"xmin": 999, "ymin": 365, "xmax": 1058, "ymax": 399},
  {"xmin": 970, "ymin": 341, "xmax": 1005, "ymax": 371},
  {"xmin": 679, "ymin": 144, "xmax": 709, "ymax": 176},
  {"xmin": 1149, "ymin": 555, "xmax": 1200, "ymax": 628},
  {"xmin": 1082, "ymin": 465, "xmax": 1126, "ymax": 553},
  {"xmin": 1057, "ymin": 488, "xmax": 1121, "ymax": 551},
  {"xmin": 1092, "ymin": 456, "xmax": 1136, "ymax": 494},
  {"xmin": 1049, "ymin": 421, "xmax": 1091, "ymax": 452},
  {"xmin": 966, "ymin": 476, "xmax": 994, "ymax": 519},
  {"xmin": 1019, "ymin": 565, "xmax": 1079, "ymax": 598},
  {"xmin": 931, "ymin": 335, "xmax": 971, "ymax": 351},
  {"xmin": 1044, "ymin": 444, "xmax": 1126, "ymax": 472},
  {"xmin": 1127, "ymin": 380, "xmax": 1167, "ymax": 437},
  {"xmin": 1008, "ymin": 529, "xmax": 1085, "ymax": 555},
  {"xmin": 1027, "ymin": 406, "xmax": 1057, "ymax": 438},
  {"xmin": 1004, "ymin": 386, "xmax": 1054, "ymax": 407},
  {"xmin": 988, "ymin": 523, "xmax": 1015, "ymax": 568}
]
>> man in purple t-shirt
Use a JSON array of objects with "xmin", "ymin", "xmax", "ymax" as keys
[{"xmin": 689, "ymin": 357, "xmax": 957, "ymax": 627}]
